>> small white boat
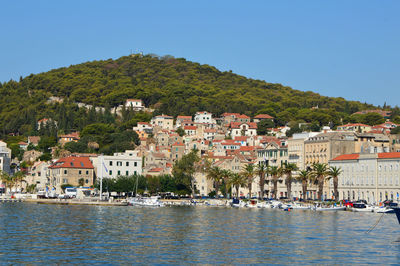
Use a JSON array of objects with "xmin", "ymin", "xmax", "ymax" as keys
[
  {"xmin": 129, "ymin": 196, "xmax": 164, "ymax": 207},
  {"xmin": 375, "ymin": 206, "xmax": 395, "ymax": 213},
  {"xmin": 231, "ymin": 198, "xmax": 247, "ymax": 208},
  {"xmin": 270, "ymin": 200, "xmax": 283, "ymax": 209},
  {"xmin": 289, "ymin": 202, "xmax": 311, "ymax": 210},
  {"xmin": 313, "ymin": 203, "xmax": 346, "ymax": 211},
  {"xmin": 351, "ymin": 203, "xmax": 375, "ymax": 212},
  {"xmin": 247, "ymin": 200, "xmax": 259, "ymax": 208}
]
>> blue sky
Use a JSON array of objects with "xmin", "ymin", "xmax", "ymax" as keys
[{"xmin": 1, "ymin": 1, "xmax": 399, "ymax": 107}]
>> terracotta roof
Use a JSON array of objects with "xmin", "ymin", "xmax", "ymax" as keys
[
  {"xmin": 59, "ymin": 132, "xmax": 80, "ymax": 139},
  {"xmin": 331, "ymin": 154, "xmax": 359, "ymax": 161},
  {"xmin": 49, "ymin": 156, "xmax": 94, "ymax": 169},
  {"xmin": 204, "ymin": 129, "xmax": 217, "ymax": 133},
  {"xmin": 221, "ymin": 142, "xmax": 241, "ymax": 146},
  {"xmin": 18, "ymin": 142, "xmax": 28, "ymax": 145},
  {"xmin": 149, "ymin": 168, "xmax": 163, "ymax": 172},
  {"xmin": 177, "ymin": 116, "xmax": 192, "ymax": 119},
  {"xmin": 234, "ymin": 136, "xmax": 248, "ymax": 141},
  {"xmin": 254, "ymin": 114, "xmax": 273, "ymax": 119},
  {"xmin": 378, "ymin": 152, "xmax": 400, "ymax": 159},
  {"xmin": 184, "ymin": 126, "xmax": 197, "ymax": 130},
  {"xmin": 229, "ymin": 122, "xmax": 257, "ymax": 129},
  {"xmin": 38, "ymin": 118, "xmax": 49, "ymax": 123},
  {"xmin": 237, "ymin": 114, "xmax": 250, "ymax": 119},
  {"xmin": 239, "ymin": 146, "xmax": 256, "ymax": 151},
  {"xmin": 172, "ymin": 142, "xmax": 185, "ymax": 146},
  {"xmin": 138, "ymin": 122, "xmax": 151, "ymax": 125},
  {"xmin": 28, "ymin": 136, "xmax": 41, "ymax": 144}
]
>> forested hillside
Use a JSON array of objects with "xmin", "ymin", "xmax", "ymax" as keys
[{"xmin": 0, "ymin": 53, "xmax": 395, "ymax": 137}]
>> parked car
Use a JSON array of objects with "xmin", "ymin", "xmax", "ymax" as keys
[{"xmin": 65, "ymin": 187, "xmax": 77, "ymax": 198}]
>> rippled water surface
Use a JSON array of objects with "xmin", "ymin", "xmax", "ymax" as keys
[{"xmin": 1, "ymin": 203, "xmax": 400, "ymax": 264}]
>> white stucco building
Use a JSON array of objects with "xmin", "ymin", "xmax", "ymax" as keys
[
  {"xmin": 329, "ymin": 152, "xmax": 400, "ymax": 203},
  {"xmin": 125, "ymin": 99, "xmax": 144, "ymax": 111},
  {"xmin": 0, "ymin": 141, "xmax": 11, "ymax": 175},
  {"xmin": 194, "ymin": 111, "xmax": 216, "ymax": 124},
  {"xmin": 98, "ymin": 150, "xmax": 142, "ymax": 179},
  {"xmin": 150, "ymin": 115, "xmax": 174, "ymax": 130}
]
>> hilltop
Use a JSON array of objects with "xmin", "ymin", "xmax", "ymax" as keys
[{"xmin": 0, "ymin": 53, "xmax": 390, "ymax": 136}]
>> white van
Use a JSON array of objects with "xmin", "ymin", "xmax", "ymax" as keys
[{"xmin": 65, "ymin": 187, "xmax": 77, "ymax": 198}]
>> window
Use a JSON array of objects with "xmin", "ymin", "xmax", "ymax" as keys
[
  {"xmin": 126, "ymin": 171, "xmax": 129, "ymax": 176},
  {"xmin": 64, "ymin": 170, "xmax": 67, "ymax": 175},
  {"xmin": 117, "ymin": 170, "xmax": 121, "ymax": 176},
  {"xmin": 79, "ymin": 170, "xmax": 82, "ymax": 175},
  {"xmin": 63, "ymin": 178, "xmax": 68, "ymax": 183},
  {"xmin": 86, "ymin": 171, "xmax": 89, "ymax": 175},
  {"xmin": 109, "ymin": 161, "xmax": 113, "ymax": 166},
  {"xmin": 85, "ymin": 179, "xmax": 89, "ymax": 184},
  {"xmin": 109, "ymin": 170, "xmax": 112, "ymax": 175},
  {"xmin": 117, "ymin": 161, "xmax": 122, "ymax": 166},
  {"xmin": 126, "ymin": 162, "xmax": 129, "ymax": 167},
  {"xmin": 134, "ymin": 162, "xmax": 137, "ymax": 167}
]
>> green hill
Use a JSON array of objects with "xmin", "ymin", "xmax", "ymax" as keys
[{"xmin": 0, "ymin": 54, "xmax": 385, "ymax": 136}]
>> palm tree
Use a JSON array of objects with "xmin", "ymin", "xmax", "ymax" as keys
[
  {"xmin": 311, "ymin": 163, "xmax": 329, "ymax": 201},
  {"xmin": 256, "ymin": 163, "xmax": 267, "ymax": 200},
  {"xmin": 297, "ymin": 170, "xmax": 311, "ymax": 200},
  {"xmin": 0, "ymin": 170, "xmax": 15, "ymax": 194},
  {"xmin": 282, "ymin": 162, "xmax": 298, "ymax": 200},
  {"xmin": 13, "ymin": 171, "xmax": 26, "ymax": 192},
  {"xmin": 268, "ymin": 166, "xmax": 282, "ymax": 199},
  {"xmin": 206, "ymin": 166, "xmax": 223, "ymax": 198},
  {"xmin": 241, "ymin": 163, "xmax": 255, "ymax": 199},
  {"xmin": 228, "ymin": 172, "xmax": 246, "ymax": 198},
  {"xmin": 327, "ymin": 166, "xmax": 342, "ymax": 201}
]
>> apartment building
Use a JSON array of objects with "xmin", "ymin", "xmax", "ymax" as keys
[
  {"xmin": 330, "ymin": 152, "xmax": 400, "ymax": 203},
  {"xmin": 98, "ymin": 150, "xmax": 142, "ymax": 179}
]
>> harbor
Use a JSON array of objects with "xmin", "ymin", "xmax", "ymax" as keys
[{"xmin": 1, "ymin": 201, "xmax": 399, "ymax": 264}]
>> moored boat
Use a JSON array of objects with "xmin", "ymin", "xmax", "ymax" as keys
[
  {"xmin": 313, "ymin": 203, "xmax": 346, "ymax": 211},
  {"xmin": 393, "ymin": 207, "xmax": 400, "ymax": 224},
  {"xmin": 350, "ymin": 202, "xmax": 375, "ymax": 212},
  {"xmin": 129, "ymin": 196, "xmax": 164, "ymax": 207}
]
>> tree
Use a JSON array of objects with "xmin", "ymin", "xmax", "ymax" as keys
[
  {"xmin": 172, "ymin": 149, "xmax": 200, "ymax": 196},
  {"xmin": 220, "ymin": 169, "xmax": 233, "ymax": 198},
  {"xmin": 78, "ymin": 178, "xmax": 85, "ymax": 187},
  {"xmin": 268, "ymin": 166, "xmax": 282, "ymax": 199},
  {"xmin": 297, "ymin": 170, "xmax": 311, "ymax": 200},
  {"xmin": 285, "ymin": 126, "xmax": 302, "ymax": 137},
  {"xmin": 256, "ymin": 164, "xmax": 267, "ymax": 199},
  {"xmin": 206, "ymin": 166, "xmax": 224, "ymax": 198},
  {"xmin": 13, "ymin": 171, "xmax": 26, "ymax": 192},
  {"xmin": 176, "ymin": 127, "xmax": 185, "ymax": 137},
  {"xmin": 327, "ymin": 166, "xmax": 342, "ymax": 201},
  {"xmin": 391, "ymin": 127, "xmax": 400, "ymax": 135},
  {"xmin": 38, "ymin": 136, "xmax": 57, "ymax": 153},
  {"xmin": 282, "ymin": 163, "xmax": 298, "ymax": 200},
  {"xmin": 362, "ymin": 112, "xmax": 385, "ymax": 126},
  {"xmin": 257, "ymin": 119, "xmax": 275, "ymax": 135},
  {"xmin": 311, "ymin": 163, "xmax": 329, "ymax": 201},
  {"xmin": 241, "ymin": 163, "xmax": 255, "ymax": 198},
  {"xmin": 0, "ymin": 170, "xmax": 15, "ymax": 194},
  {"xmin": 228, "ymin": 172, "xmax": 246, "ymax": 198}
]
